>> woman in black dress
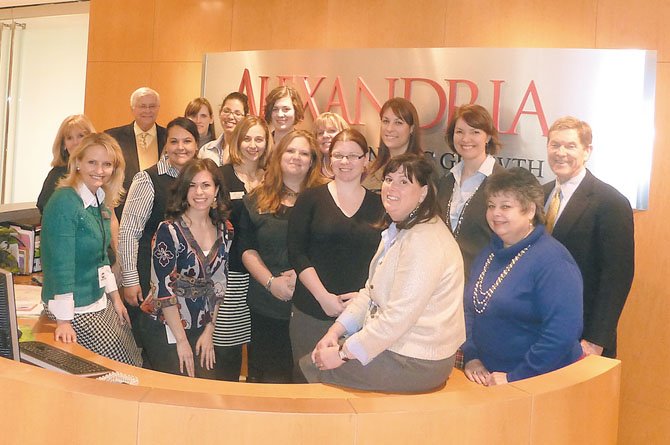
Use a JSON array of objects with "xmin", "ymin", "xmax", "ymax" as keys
[{"xmin": 239, "ymin": 129, "xmax": 326, "ymax": 383}]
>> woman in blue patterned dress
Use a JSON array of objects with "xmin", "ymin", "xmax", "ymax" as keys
[{"xmin": 142, "ymin": 158, "xmax": 233, "ymax": 378}]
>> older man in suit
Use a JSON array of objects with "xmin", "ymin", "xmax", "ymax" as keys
[
  {"xmin": 543, "ymin": 116, "xmax": 634, "ymax": 358},
  {"xmin": 105, "ymin": 87, "xmax": 167, "ymax": 217}
]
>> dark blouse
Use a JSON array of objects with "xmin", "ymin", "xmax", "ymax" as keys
[
  {"xmin": 37, "ymin": 166, "xmax": 68, "ymax": 214},
  {"xmin": 436, "ymin": 162, "xmax": 504, "ymax": 280},
  {"xmin": 287, "ymin": 185, "xmax": 384, "ymax": 320},
  {"xmin": 220, "ymin": 163, "xmax": 248, "ymax": 273},
  {"xmin": 238, "ymin": 194, "xmax": 293, "ymax": 320}
]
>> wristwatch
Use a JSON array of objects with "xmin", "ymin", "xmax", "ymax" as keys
[{"xmin": 338, "ymin": 344, "xmax": 350, "ymax": 362}]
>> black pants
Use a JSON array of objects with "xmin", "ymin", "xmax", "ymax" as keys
[
  {"xmin": 214, "ymin": 344, "xmax": 243, "ymax": 381},
  {"xmin": 141, "ymin": 315, "xmax": 218, "ymax": 380},
  {"xmin": 247, "ymin": 310, "xmax": 293, "ymax": 383}
]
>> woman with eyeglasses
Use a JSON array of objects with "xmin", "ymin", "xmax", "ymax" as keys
[
  {"xmin": 288, "ymin": 128, "xmax": 384, "ymax": 381},
  {"xmin": 264, "ymin": 86, "xmax": 304, "ymax": 145},
  {"xmin": 313, "ymin": 112, "xmax": 350, "ymax": 179},
  {"xmin": 300, "ymin": 154, "xmax": 465, "ymax": 392},
  {"xmin": 199, "ymin": 92, "xmax": 249, "ymax": 166}
]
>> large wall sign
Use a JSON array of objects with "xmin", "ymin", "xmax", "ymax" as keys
[{"xmin": 203, "ymin": 48, "xmax": 656, "ymax": 209}]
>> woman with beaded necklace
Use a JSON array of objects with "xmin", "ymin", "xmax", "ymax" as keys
[
  {"xmin": 462, "ymin": 167, "xmax": 583, "ymax": 386},
  {"xmin": 437, "ymin": 105, "xmax": 504, "ymax": 280}
]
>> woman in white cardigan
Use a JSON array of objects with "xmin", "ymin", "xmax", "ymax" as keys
[{"xmin": 300, "ymin": 153, "xmax": 466, "ymax": 392}]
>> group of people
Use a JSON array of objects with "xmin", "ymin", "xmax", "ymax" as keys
[{"xmin": 37, "ymin": 84, "xmax": 634, "ymax": 392}]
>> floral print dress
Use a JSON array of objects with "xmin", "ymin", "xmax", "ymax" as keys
[{"xmin": 148, "ymin": 217, "xmax": 233, "ymax": 330}]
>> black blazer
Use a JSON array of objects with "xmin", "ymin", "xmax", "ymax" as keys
[
  {"xmin": 437, "ymin": 162, "xmax": 505, "ymax": 280},
  {"xmin": 543, "ymin": 169, "xmax": 634, "ymax": 357},
  {"xmin": 105, "ymin": 122, "xmax": 167, "ymax": 216}
]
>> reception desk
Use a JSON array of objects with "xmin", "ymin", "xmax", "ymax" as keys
[{"xmin": 1, "ymin": 318, "xmax": 620, "ymax": 444}]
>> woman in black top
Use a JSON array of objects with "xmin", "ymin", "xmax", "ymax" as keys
[
  {"xmin": 238, "ymin": 129, "xmax": 326, "ymax": 383},
  {"xmin": 37, "ymin": 114, "xmax": 95, "ymax": 213},
  {"xmin": 213, "ymin": 116, "xmax": 269, "ymax": 381},
  {"xmin": 288, "ymin": 129, "xmax": 384, "ymax": 381}
]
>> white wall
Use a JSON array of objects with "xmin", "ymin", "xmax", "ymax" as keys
[{"xmin": 3, "ymin": 13, "xmax": 88, "ymax": 203}]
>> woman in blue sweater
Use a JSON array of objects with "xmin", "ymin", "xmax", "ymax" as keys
[{"xmin": 462, "ymin": 167, "xmax": 583, "ymax": 385}]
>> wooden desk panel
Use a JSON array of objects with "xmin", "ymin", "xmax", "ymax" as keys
[{"xmin": 0, "ymin": 317, "xmax": 622, "ymax": 444}]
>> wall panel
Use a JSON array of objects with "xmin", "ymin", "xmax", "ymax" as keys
[
  {"xmin": 324, "ymin": 0, "xmax": 448, "ymax": 48},
  {"xmin": 596, "ymin": 0, "xmax": 670, "ymax": 62},
  {"xmin": 153, "ymin": 0, "xmax": 233, "ymax": 61},
  {"xmin": 443, "ymin": 0, "xmax": 597, "ymax": 47},
  {"xmin": 231, "ymin": 0, "xmax": 329, "ymax": 50},
  {"xmin": 85, "ymin": 61, "xmax": 153, "ymax": 130},
  {"xmin": 88, "ymin": 0, "xmax": 155, "ymax": 62},
  {"xmin": 150, "ymin": 61, "xmax": 204, "ymax": 119}
]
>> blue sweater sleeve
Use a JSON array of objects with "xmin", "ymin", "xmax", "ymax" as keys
[{"xmin": 506, "ymin": 254, "xmax": 584, "ymax": 382}]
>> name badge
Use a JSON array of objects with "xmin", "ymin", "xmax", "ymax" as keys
[{"xmin": 98, "ymin": 266, "xmax": 108, "ymax": 288}]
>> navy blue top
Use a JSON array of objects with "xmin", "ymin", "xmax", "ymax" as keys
[{"xmin": 462, "ymin": 225, "xmax": 584, "ymax": 382}]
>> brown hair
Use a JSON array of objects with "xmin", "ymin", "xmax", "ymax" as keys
[
  {"xmin": 547, "ymin": 116, "xmax": 592, "ymax": 147},
  {"xmin": 184, "ymin": 97, "xmax": 216, "ymax": 140},
  {"xmin": 165, "ymin": 158, "xmax": 231, "ymax": 225},
  {"xmin": 445, "ymin": 104, "xmax": 501, "ymax": 155},
  {"xmin": 263, "ymin": 86, "xmax": 305, "ymax": 124},
  {"xmin": 369, "ymin": 97, "xmax": 423, "ymax": 176},
  {"xmin": 484, "ymin": 167, "xmax": 545, "ymax": 226},
  {"xmin": 228, "ymin": 116, "xmax": 271, "ymax": 168},
  {"xmin": 329, "ymin": 128, "xmax": 369, "ymax": 156},
  {"xmin": 250, "ymin": 130, "xmax": 326, "ymax": 214},
  {"xmin": 382, "ymin": 153, "xmax": 439, "ymax": 231}
]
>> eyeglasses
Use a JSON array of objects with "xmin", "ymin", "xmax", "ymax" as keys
[
  {"xmin": 221, "ymin": 108, "xmax": 245, "ymax": 119},
  {"xmin": 331, "ymin": 153, "xmax": 366, "ymax": 162},
  {"xmin": 135, "ymin": 104, "xmax": 158, "ymax": 110}
]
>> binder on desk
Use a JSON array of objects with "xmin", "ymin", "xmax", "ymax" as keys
[{"xmin": 0, "ymin": 222, "xmax": 41, "ymax": 275}]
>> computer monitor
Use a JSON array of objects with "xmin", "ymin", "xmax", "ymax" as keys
[{"xmin": 0, "ymin": 268, "xmax": 20, "ymax": 361}]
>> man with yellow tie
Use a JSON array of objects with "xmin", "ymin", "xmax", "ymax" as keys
[
  {"xmin": 105, "ymin": 87, "xmax": 167, "ymax": 217},
  {"xmin": 543, "ymin": 116, "xmax": 634, "ymax": 359}
]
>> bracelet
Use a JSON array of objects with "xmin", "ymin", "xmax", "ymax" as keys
[
  {"xmin": 265, "ymin": 275, "xmax": 275, "ymax": 292},
  {"xmin": 338, "ymin": 343, "xmax": 350, "ymax": 362}
]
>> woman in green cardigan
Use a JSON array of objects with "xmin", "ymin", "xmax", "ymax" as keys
[{"xmin": 41, "ymin": 133, "xmax": 142, "ymax": 366}]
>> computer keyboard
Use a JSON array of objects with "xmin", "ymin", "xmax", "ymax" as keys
[{"xmin": 20, "ymin": 341, "xmax": 112, "ymax": 378}]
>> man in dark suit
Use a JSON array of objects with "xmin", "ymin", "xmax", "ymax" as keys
[
  {"xmin": 543, "ymin": 116, "xmax": 634, "ymax": 358},
  {"xmin": 105, "ymin": 87, "xmax": 167, "ymax": 217}
]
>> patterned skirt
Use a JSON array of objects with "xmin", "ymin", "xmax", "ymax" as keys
[
  {"xmin": 44, "ymin": 300, "xmax": 143, "ymax": 367},
  {"xmin": 213, "ymin": 271, "xmax": 251, "ymax": 347}
]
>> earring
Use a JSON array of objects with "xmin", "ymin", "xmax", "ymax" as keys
[
  {"xmin": 211, "ymin": 197, "xmax": 217, "ymax": 209},
  {"xmin": 408, "ymin": 203, "xmax": 420, "ymax": 220},
  {"xmin": 76, "ymin": 166, "xmax": 80, "ymax": 171}
]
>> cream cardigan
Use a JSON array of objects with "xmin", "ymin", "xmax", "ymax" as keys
[{"xmin": 338, "ymin": 217, "xmax": 466, "ymax": 365}]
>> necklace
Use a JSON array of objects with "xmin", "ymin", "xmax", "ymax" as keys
[
  {"xmin": 282, "ymin": 184, "xmax": 300, "ymax": 199},
  {"xmin": 472, "ymin": 245, "xmax": 531, "ymax": 314},
  {"xmin": 446, "ymin": 184, "xmax": 480, "ymax": 238}
]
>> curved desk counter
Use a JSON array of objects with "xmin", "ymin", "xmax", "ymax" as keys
[{"xmin": 1, "ymin": 318, "xmax": 620, "ymax": 444}]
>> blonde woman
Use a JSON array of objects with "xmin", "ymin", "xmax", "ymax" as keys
[
  {"xmin": 41, "ymin": 133, "xmax": 142, "ymax": 366},
  {"xmin": 313, "ymin": 112, "xmax": 349, "ymax": 178},
  {"xmin": 37, "ymin": 114, "xmax": 95, "ymax": 213}
]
